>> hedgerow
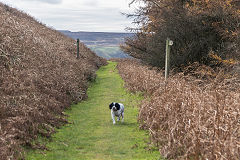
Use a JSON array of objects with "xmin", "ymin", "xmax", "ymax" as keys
[{"xmin": 117, "ymin": 59, "xmax": 240, "ymax": 159}]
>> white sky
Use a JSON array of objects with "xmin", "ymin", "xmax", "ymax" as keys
[{"xmin": 0, "ymin": 0, "xmax": 140, "ymax": 32}]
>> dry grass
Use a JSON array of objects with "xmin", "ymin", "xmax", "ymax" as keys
[
  {"xmin": 0, "ymin": 3, "xmax": 106, "ymax": 159},
  {"xmin": 117, "ymin": 59, "xmax": 240, "ymax": 160}
]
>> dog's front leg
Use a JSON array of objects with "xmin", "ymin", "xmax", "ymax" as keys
[
  {"xmin": 117, "ymin": 116, "xmax": 120, "ymax": 121},
  {"xmin": 111, "ymin": 111, "xmax": 116, "ymax": 124},
  {"xmin": 121, "ymin": 112, "xmax": 124, "ymax": 123}
]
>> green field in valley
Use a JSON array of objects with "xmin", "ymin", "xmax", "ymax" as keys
[{"xmin": 88, "ymin": 46, "xmax": 129, "ymax": 59}]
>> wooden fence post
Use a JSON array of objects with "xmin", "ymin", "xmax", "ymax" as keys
[
  {"xmin": 165, "ymin": 38, "xmax": 173, "ymax": 80},
  {"xmin": 77, "ymin": 38, "xmax": 80, "ymax": 59}
]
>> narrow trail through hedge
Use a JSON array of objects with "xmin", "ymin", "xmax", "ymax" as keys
[{"xmin": 26, "ymin": 61, "xmax": 161, "ymax": 160}]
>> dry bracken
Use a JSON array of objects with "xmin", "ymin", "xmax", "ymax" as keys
[
  {"xmin": 0, "ymin": 3, "xmax": 106, "ymax": 159},
  {"xmin": 117, "ymin": 59, "xmax": 240, "ymax": 160}
]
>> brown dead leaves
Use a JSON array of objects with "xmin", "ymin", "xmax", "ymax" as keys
[
  {"xmin": 0, "ymin": 3, "xmax": 106, "ymax": 160},
  {"xmin": 117, "ymin": 59, "xmax": 240, "ymax": 160}
]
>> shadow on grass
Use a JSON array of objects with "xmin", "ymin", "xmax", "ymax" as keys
[{"xmin": 109, "ymin": 121, "xmax": 138, "ymax": 127}]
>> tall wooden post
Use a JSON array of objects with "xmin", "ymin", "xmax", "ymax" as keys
[
  {"xmin": 77, "ymin": 38, "xmax": 80, "ymax": 59},
  {"xmin": 165, "ymin": 38, "xmax": 173, "ymax": 80}
]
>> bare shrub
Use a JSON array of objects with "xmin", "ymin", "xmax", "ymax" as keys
[
  {"xmin": 121, "ymin": 0, "xmax": 240, "ymax": 68},
  {"xmin": 117, "ymin": 59, "xmax": 240, "ymax": 159},
  {"xmin": 0, "ymin": 3, "xmax": 106, "ymax": 159}
]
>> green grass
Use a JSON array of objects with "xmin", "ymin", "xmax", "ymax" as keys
[{"xmin": 26, "ymin": 61, "xmax": 162, "ymax": 160}]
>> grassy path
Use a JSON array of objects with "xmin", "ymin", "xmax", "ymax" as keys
[{"xmin": 26, "ymin": 61, "xmax": 161, "ymax": 160}]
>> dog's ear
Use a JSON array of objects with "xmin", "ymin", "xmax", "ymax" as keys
[
  {"xmin": 109, "ymin": 103, "xmax": 114, "ymax": 109},
  {"xmin": 115, "ymin": 103, "xmax": 120, "ymax": 110}
]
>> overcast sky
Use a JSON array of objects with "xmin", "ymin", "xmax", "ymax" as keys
[{"xmin": 0, "ymin": 0, "xmax": 139, "ymax": 32}]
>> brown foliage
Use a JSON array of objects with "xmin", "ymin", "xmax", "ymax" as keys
[
  {"xmin": 0, "ymin": 3, "xmax": 106, "ymax": 159},
  {"xmin": 117, "ymin": 59, "xmax": 240, "ymax": 159}
]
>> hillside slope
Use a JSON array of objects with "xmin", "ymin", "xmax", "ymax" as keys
[{"xmin": 0, "ymin": 3, "xmax": 106, "ymax": 159}]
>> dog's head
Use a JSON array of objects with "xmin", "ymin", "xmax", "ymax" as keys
[{"xmin": 109, "ymin": 102, "xmax": 120, "ymax": 111}]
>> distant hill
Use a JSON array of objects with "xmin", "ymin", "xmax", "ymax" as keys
[
  {"xmin": 59, "ymin": 30, "xmax": 134, "ymax": 59},
  {"xmin": 59, "ymin": 30, "xmax": 134, "ymax": 45}
]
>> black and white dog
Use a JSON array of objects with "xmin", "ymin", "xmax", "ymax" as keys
[{"xmin": 109, "ymin": 102, "xmax": 124, "ymax": 124}]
